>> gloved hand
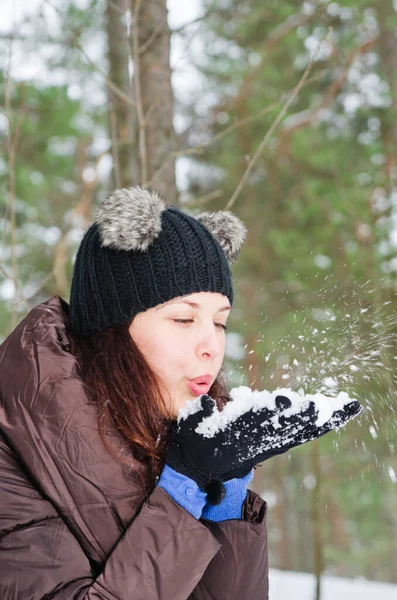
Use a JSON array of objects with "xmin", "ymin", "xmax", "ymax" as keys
[
  {"xmin": 221, "ymin": 394, "xmax": 362, "ymax": 477},
  {"xmin": 165, "ymin": 391, "xmax": 362, "ymax": 505}
]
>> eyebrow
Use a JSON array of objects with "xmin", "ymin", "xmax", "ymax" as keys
[{"xmin": 157, "ymin": 299, "xmax": 231, "ymax": 312}]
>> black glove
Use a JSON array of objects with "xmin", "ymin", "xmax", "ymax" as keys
[
  {"xmin": 222, "ymin": 394, "xmax": 362, "ymax": 473},
  {"xmin": 165, "ymin": 393, "xmax": 362, "ymax": 505}
]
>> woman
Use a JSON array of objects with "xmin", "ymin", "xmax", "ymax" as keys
[{"xmin": 0, "ymin": 187, "xmax": 360, "ymax": 599}]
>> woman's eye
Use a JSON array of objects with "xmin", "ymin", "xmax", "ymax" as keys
[
  {"xmin": 173, "ymin": 319, "xmax": 227, "ymax": 331},
  {"xmin": 173, "ymin": 319, "xmax": 193, "ymax": 325}
]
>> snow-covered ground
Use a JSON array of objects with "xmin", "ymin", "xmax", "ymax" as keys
[{"xmin": 269, "ymin": 568, "xmax": 397, "ymax": 600}]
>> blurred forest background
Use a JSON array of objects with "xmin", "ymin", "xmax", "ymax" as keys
[{"xmin": 1, "ymin": 0, "xmax": 397, "ymax": 593}]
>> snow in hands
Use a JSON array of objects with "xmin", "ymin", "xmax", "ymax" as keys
[
  {"xmin": 177, "ymin": 386, "xmax": 363, "ymax": 464},
  {"xmin": 194, "ymin": 386, "xmax": 362, "ymax": 436}
]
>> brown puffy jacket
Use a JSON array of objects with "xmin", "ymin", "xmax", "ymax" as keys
[{"xmin": 0, "ymin": 296, "xmax": 269, "ymax": 599}]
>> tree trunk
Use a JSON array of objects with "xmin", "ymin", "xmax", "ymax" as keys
[
  {"xmin": 377, "ymin": 0, "xmax": 397, "ymax": 182},
  {"xmin": 129, "ymin": 0, "xmax": 177, "ymax": 202},
  {"xmin": 106, "ymin": 0, "xmax": 177, "ymax": 200},
  {"xmin": 275, "ymin": 456, "xmax": 291, "ymax": 570},
  {"xmin": 106, "ymin": 0, "xmax": 138, "ymax": 188},
  {"xmin": 311, "ymin": 440, "xmax": 324, "ymax": 600}
]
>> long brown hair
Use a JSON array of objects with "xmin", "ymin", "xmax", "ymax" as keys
[{"xmin": 66, "ymin": 316, "xmax": 230, "ymax": 499}]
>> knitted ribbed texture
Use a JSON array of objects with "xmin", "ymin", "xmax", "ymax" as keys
[
  {"xmin": 157, "ymin": 465, "xmax": 254, "ymax": 521},
  {"xmin": 157, "ymin": 464, "xmax": 207, "ymax": 520},
  {"xmin": 69, "ymin": 206, "xmax": 234, "ymax": 337},
  {"xmin": 201, "ymin": 469, "xmax": 254, "ymax": 521}
]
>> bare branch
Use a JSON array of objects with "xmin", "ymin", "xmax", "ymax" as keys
[
  {"xmin": 181, "ymin": 71, "xmax": 328, "ymax": 157},
  {"xmin": 171, "ymin": 14, "xmax": 208, "ymax": 33},
  {"xmin": 224, "ymin": 4, "xmax": 328, "ymax": 112},
  {"xmin": 0, "ymin": 33, "xmax": 35, "ymax": 41},
  {"xmin": 182, "ymin": 189, "xmax": 223, "ymax": 208},
  {"xmin": 53, "ymin": 235, "xmax": 69, "ymax": 299},
  {"xmin": 77, "ymin": 38, "xmax": 136, "ymax": 108},
  {"xmin": 146, "ymin": 70, "xmax": 328, "ymax": 190},
  {"xmin": 0, "ymin": 265, "xmax": 14, "ymax": 285},
  {"xmin": 52, "ymin": 144, "xmax": 108, "ymax": 300},
  {"xmin": 170, "ymin": 0, "xmax": 232, "ymax": 33},
  {"xmin": 19, "ymin": 270, "xmax": 55, "ymax": 307},
  {"xmin": 139, "ymin": 13, "xmax": 167, "ymax": 55},
  {"xmin": 225, "ymin": 29, "xmax": 333, "ymax": 211},
  {"xmin": 0, "ymin": 28, "xmax": 134, "ymax": 114},
  {"xmin": 132, "ymin": 0, "xmax": 148, "ymax": 184},
  {"xmin": 4, "ymin": 30, "xmax": 20, "ymax": 329},
  {"xmin": 42, "ymin": 0, "xmax": 136, "ymax": 108},
  {"xmin": 109, "ymin": 96, "xmax": 122, "ymax": 188},
  {"xmin": 280, "ymin": 35, "xmax": 379, "ymax": 139}
]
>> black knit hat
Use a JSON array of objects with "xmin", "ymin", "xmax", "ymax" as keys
[{"xmin": 69, "ymin": 187, "xmax": 247, "ymax": 338}]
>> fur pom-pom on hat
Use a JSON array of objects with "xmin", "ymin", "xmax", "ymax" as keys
[
  {"xmin": 194, "ymin": 211, "xmax": 247, "ymax": 264},
  {"xmin": 95, "ymin": 186, "xmax": 166, "ymax": 252}
]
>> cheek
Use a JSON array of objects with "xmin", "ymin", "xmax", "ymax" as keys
[
  {"xmin": 146, "ymin": 336, "xmax": 191, "ymax": 382},
  {"xmin": 161, "ymin": 345, "xmax": 191, "ymax": 376}
]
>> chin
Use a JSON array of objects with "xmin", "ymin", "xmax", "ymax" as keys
[{"xmin": 170, "ymin": 398, "xmax": 190, "ymax": 419}]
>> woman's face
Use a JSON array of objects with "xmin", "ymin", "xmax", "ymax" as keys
[{"xmin": 128, "ymin": 292, "xmax": 231, "ymax": 418}]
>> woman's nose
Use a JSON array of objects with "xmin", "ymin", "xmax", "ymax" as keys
[{"xmin": 197, "ymin": 327, "xmax": 223, "ymax": 359}]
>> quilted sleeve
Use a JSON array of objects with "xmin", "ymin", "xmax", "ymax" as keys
[
  {"xmin": 0, "ymin": 431, "xmax": 221, "ymax": 600},
  {"xmin": 189, "ymin": 490, "xmax": 269, "ymax": 600}
]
